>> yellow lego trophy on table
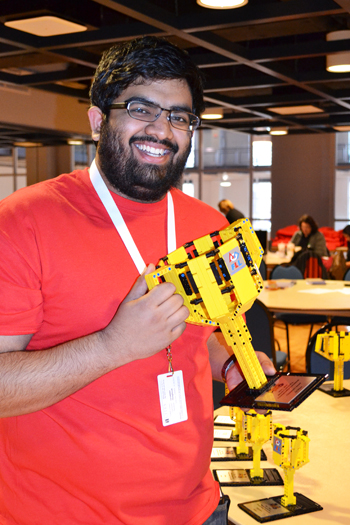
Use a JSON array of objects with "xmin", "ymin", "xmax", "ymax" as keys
[
  {"xmin": 237, "ymin": 423, "xmax": 322, "ymax": 523},
  {"xmin": 315, "ymin": 329, "xmax": 350, "ymax": 397},
  {"xmin": 272, "ymin": 424, "xmax": 310, "ymax": 507}
]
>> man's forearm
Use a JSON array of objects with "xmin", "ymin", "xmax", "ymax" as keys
[
  {"xmin": 207, "ymin": 331, "xmax": 231, "ymax": 382},
  {"xmin": 0, "ymin": 331, "xmax": 126, "ymax": 418},
  {"xmin": 0, "ymin": 272, "xmax": 189, "ymax": 418}
]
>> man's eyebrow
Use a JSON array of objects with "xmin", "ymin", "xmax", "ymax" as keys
[{"xmin": 124, "ymin": 96, "xmax": 193, "ymax": 113}]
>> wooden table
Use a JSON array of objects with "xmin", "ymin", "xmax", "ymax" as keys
[
  {"xmin": 212, "ymin": 380, "xmax": 350, "ymax": 525},
  {"xmin": 258, "ymin": 279, "xmax": 350, "ymax": 317}
]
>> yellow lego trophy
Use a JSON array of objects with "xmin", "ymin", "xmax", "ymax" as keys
[
  {"xmin": 146, "ymin": 218, "xmax": 326, "ymax": 411},
  {"xmin": 315, "ymin": 329, "xmax": 350, "ymax": 397},
  {"xmin": 272, "ymin": 424, "xmax": 309, "ymax": 507},
  {"xmin": 245, "ymin": 410, "xmax": 272, "ymax": 481},
  {"xmin": 237, "ymin": 422, "xmax": 322, "ymax": 522}
]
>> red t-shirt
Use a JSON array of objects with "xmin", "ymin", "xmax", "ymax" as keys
[{"xmin": 0, "ymin": 168, "xmax": 228, "ymax": 525}]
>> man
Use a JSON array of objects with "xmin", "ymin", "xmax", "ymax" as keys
[
  {"xmin": 0, "ymin": 37, "xmax": 274, "ymax": 525},
  {"xmin": 218, "ymin": 199, "xmax": 245, "ymax": 224}
]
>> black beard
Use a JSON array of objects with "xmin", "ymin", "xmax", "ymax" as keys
[{"xmin": 97, "ymin": 120, "xmax": 192, "ymax": 202}]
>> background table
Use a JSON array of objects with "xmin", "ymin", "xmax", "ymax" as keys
[
  {"xmin": 212, "ymin": 380, "xmax": 350, "ymax": 525},
  {"xmin": 258, "ymin": 279, "xmax": 350, "ymax": 317},
  {"xmin": 263, "ymin": 252, "xmax": 293, "ymax": 279}
]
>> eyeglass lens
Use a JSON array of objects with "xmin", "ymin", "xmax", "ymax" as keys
[{"xmin": 128, "ymin": 101, "xmax": 198, "ymax": 130}]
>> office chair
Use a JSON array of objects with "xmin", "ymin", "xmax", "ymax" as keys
[
  {"xmin": 259, "ymin": 259, "xmax": 267, "ymax": 280},
  {"xmin": 306, "ymin": 322, "xmax": 350, "ymax": 379},
  {"xmin": 328, "ymin": 267, "xmax": 350, "ymax": 328},
  {"xmin": 294, "ymin": 250, "xmax": 328, "ymax": 279},
  {"xmin": 245, "ymin": 299, "xmax": 288, "ymax": 372},
  {"xmin": 212, "ymin": 380, "xmax": 226, "ymax": 411},
  {"xmin": 270, "ymin": 264, "xmax": 303, "ymax": 280},
  {"xmin": 343, "ymin": 267, "xmax": 350, "ymax": 281},
  {"xmin": 269, "ymin": 264, "xmax": 328, "ymax": 368}
]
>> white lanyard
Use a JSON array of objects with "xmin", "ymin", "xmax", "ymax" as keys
[{"xmin": 89, "ymin": 159, "xmax": 176, "ymax": 274}]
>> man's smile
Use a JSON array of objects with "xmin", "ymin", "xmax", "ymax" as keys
[{"xmin": 134, "ymin": 143, "xmax": 170, "ymax": 157}]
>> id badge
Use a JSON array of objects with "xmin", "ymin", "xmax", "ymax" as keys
[{"xmin": 157, "ymin": 370, "xmax": 188, "ymax": 427}]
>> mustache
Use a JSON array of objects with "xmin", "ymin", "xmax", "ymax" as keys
[{"xmin": 129, "ymin": 135, "xmax": 179, "ymax": 154}]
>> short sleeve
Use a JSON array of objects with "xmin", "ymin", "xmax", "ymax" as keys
[{"xmin": 0, "ymin": 224, "xmax": 43, "ymax": 336}]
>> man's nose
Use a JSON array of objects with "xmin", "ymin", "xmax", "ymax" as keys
[{"xmin": 144, "ymin": 111, "xmax": 174, "ymax": 140}]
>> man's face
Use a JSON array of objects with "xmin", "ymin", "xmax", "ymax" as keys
[{"xmin": 92, "ymin": 78, "xmax": 193, "ymax": 202}]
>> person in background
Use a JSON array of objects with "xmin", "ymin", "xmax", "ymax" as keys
[
  {"xmin": 0, "ymin": 36, "xmax": 275, "ymax": 525},
  {"xmin": 342, "ymin": 225, "xmax": 350, "ymax": 268},
  {"xmin": 290, "ymin": 214, "xmax": 328, "ymax": 258},
  {"xmin": 218, "ymin": 199, "xmax": 245, "ymax": 224}
]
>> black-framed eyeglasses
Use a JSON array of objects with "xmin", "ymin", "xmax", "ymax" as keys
[{"xmin": 109, "ymin": 100, "xmax": 201, "ymax": 132}]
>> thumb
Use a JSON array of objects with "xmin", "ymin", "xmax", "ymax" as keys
[{"xmin": 123, "ymin": 263, "xmax": 155, "ymax": 303}]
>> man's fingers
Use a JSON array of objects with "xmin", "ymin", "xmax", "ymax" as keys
[{"xmin": 256, "ymin": 351, "xmax": 276, "ymax": 376}]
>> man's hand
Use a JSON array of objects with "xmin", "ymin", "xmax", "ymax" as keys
[
  {"xmin": 226, "ymin": 351, "xmax": 276, "ymax": 392},
  {"xmin": 100, "ymin": 264, "xmax": 189, "ymax": 364}
]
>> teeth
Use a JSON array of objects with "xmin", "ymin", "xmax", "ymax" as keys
[{"xmin": 135, "ymin": 144, "xmax": 167, "ymax": 156}]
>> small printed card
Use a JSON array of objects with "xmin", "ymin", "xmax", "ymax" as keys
[
  {"xmin": 215, "ymin": 469, "xmax": 250, "ymax": 484},
  {"xmin": 157, "ymin": 371, "xmax": 188, "ymax": 427},
  {"xmin": 211, "ymin": 447, "xmax": 237, "ymax": 460},
  {"xmin": 214, "ymin": 415, "xmax": 235, "ymax": 426},
  {"xmin": 214, "ymin": 428, "xmax": 234, "ymax": 440}
]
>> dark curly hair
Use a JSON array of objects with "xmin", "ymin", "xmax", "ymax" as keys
[
  {"xmin": 89, "ymin": 36, "xmax": 205, "ymax": 119},
  {"xmin": 298, "ymin": 214, "xmax": 319, "ymax": 235}
]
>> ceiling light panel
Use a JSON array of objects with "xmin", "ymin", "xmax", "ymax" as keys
[
  {"xmin": 268, "ymin": 106, "xmax": 324, "ymax": 115},
  {"xmin": 5, "ymin": 16, "xmax": 87, "ymax": 37},
  {"xmin": 197, "ymin": 0, "xmax": 248, "ymax": 8}
]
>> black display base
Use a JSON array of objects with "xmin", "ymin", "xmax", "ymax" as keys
[
  {"xmin": 319, "ymin": 383, "xmax": 350, "ymax": 397},
  {"xmin": 238, "ymin": 492, "xmax": 323, "ymax": 522},
  {"xmin": 220, "ymin": 373, "xmax": 327, "ymax": 411},
  {"xmin": 213, "ymin": 468, "xmax": 283, "ymax": 487},
  {"xmin": 211, "ymin": 447, "xmax": 267, "ymax": 462}
]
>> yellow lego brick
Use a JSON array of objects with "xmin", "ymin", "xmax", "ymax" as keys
[
  {"xmin": 187, "ymin": 255, "xmax": 229, "ymax": 320},
  {"xmin": 166, "ymin": 245, "xmax": 188, "ymax": 265},
  {"xmin": 193, "ymin": 233, "xmax": 215, "ymax": 255}
]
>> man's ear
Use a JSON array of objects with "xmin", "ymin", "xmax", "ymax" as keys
[{"xmin": 88, "ymin": 106, "xmax": 103, "ymax": 142}]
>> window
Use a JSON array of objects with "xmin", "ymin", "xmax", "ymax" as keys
[
  {"xmin": 252, "ymin": 171, "xmax": 271, "ymax": 233},
  {"xmin": 335, "ymin": 168, "xmax": 350, "ymax": 230},
  {"xmin": 252, "ymin": 140, "xmax": 272, "ymax": 167},
  {"xmin": 0, "ymin": 147, "xmax": 27, "ymax": 200}
]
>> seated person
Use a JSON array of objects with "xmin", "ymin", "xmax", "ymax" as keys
[
  {"xmin": 218, "ymin": 199, "xmax": 245, "ymax": 224},
  {"xmin": 342, "ymin": 225, "xmax": 350, "ymax": 268},
  {"xmin": 290, "ymin": 214, "xmax": 328, "ymax": 258}
]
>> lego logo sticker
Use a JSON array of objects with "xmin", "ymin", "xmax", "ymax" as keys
[
  {"xmin": 273, "ymin": 436, "xmax": 282, "ymax": 455},
  {"xmin": 229, "ymin": 252, "xmax": 238, "ymax": 263},
  {"xmin": 223, "ymin": 247, "xmax": 244, "ymax": 276}
]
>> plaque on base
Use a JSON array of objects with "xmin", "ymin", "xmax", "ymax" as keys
[
  {"xmin": 220, "ymin": 373, "xmax": 327, "ymax": 411},
  {"xmin": 211, "ymin": 447, "xmax": 267, "ymax": 461},
  {"xmin": 238, "ymin": 493, "xmax": 323, "ymax": 522},
  {"xmin": 319, "ymin": 382, "xmax": 350, "ymax": 397},
  {"xmin": 213, "ymin": 468, "xmax": 282, "ymax": 487}
]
